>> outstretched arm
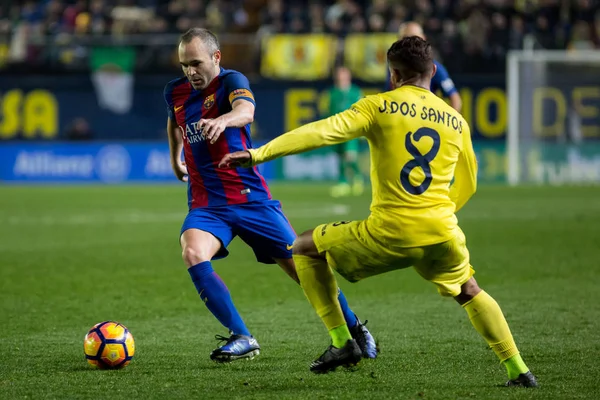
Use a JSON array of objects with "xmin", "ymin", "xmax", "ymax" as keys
[{"xmin": 219, "ymin": 98, "xmax": 376, "ymax": 168}]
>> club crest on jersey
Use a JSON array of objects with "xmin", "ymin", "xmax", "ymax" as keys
[{"xmin": 203, "ymin": 94, "xmax": 215, "ymax": 110}]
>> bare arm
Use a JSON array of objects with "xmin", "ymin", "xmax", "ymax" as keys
[
  {"xmin": 167, "ymin": 117, "xmax": 187, "ymax": 182},
  {"xmin": 220, "ymin": 99, "xmax": 255, "ymax": 127}
]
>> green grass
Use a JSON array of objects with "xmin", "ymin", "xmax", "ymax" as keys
[{"xmin": 1, "ymin": 184, "xmax": 599, "ymax": 399}]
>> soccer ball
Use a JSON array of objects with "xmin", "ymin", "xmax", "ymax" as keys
[{"xmin": 84, "ymin": 321, "xmax": 135, "ymax": 369}]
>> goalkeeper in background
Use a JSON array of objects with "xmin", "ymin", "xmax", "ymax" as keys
[{"xmin": 327, "ymin": 66, "xmax": 365, "ymax": 197}]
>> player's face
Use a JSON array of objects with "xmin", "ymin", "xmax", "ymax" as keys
[
  {"xmin": 335, "ymin": 68, "xmax": 351, "ymax": 88},
  {"xmin": 179, "ymin": 38, "xmax": 221, "ymax": 90}
]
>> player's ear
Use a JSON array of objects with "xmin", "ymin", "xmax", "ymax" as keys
[
  {"xmin": 389, "ymin": 67, "xmax": 399, "ymax": 88},
  {"xmin": 213, "ymin": 50, "xmax": 221, "ymax": 65},
  {"xmin": 431, "ymin": 62, "xmax": 437, "ymax": 79}
]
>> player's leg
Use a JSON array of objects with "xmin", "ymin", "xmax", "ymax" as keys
[
  {"xmin": 180, "ymin": 210, "xmax": 259, "ymax": 362},
  {"xmin": 455, "ymin": 278, "xmax": 537, "ymax": 387},
  {"xmin": 414, "ymin": 227, "xmax": 537, "ymax": 387},
  {"xmin": 181, "ymin": 229, "xmax": 251, "ymax": 337},
  {"xmin": 293, "ymin": 220, "xmax": 405, "ymax": 372},
  {"xmin": 233, "ymin": 200, "xmax": 376, "ymax": 358},
  {"xmin": 274, "ymin": 254, "xmax": 363, "ymax": 336},
  {"xmin": 292, "ymin": 229, "xmax": 362, "ymax": 372},
  {"xmin": 330, "ymin": 144, "xmax": 351, "ymax": 197},
  {"xmin": 344, "ymin": 140, "xmax": 364, "ymax": 196},
  {"xmin": 272, "ymin": 256, "xmax": 376, "ymax": 358}
]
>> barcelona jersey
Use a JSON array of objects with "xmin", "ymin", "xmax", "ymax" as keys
[{"xmin": 164, "ymin": 68, "xmax": 271, "ymax": 209}]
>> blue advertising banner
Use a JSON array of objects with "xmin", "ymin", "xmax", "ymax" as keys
[
  {"xmin": 0, "ymin": 142, "xmax": 275, "ymax": 183},
  {"xmin": 0, "ymin": 141, "xmax": 500, "ymax": 184}
]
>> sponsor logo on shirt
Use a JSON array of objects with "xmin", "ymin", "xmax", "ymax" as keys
[{"xmin": 180, "ymin": 122, "xmax": 206, "ymax": 144}]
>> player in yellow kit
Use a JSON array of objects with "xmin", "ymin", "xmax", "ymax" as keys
[{"xmin": 219, "ymin": 37, "xmax": 537, "ymax": 387}]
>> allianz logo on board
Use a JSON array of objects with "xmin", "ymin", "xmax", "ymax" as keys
[{"xmin": 12, "ymin": 145, "xmax": 132, "ymax": 182}]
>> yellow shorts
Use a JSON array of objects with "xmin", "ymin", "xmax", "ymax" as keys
[{"xmin": 313, "ymin": 220, "xmax": 475, "ymax": 297}]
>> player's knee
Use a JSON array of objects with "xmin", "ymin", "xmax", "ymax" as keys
[
  {"xmin": 454, "ymin": 277, "xmax": 482, "ymax": 305},
  {"xmin": 274, "ymin": 258, "xmax": 300, "ymax": 284},
  {"xmin": 181, "ymin": 245, "xmax": 211, "ymax": 267},
  {"xmin": 292, "ymin": 229, "xmax": 320, "ymax": 257}
]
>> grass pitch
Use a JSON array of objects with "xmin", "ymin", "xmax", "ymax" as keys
[{"xmin": 0, "ymin": 184, "xmax": 599, "ymax": 399}]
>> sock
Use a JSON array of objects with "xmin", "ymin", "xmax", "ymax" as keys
[
  {"xmin": 337, "ymin": 288, "xmax": 358, "ymax": 328},
  {"xmin": 294, "ymin": 254, "xmax": 351, "ymax": 348},
  {"xmin": 188, "ymin": 261, "xmax": 251, "ymax": 337},
  {"xmin": 462, "ymin": 290, "xmax": 529, "ymax": 380},
  {"xmin": 503, "ymin": 354, "xmax": 529, "ymax": 380},
  {"xmin": 330, "ymin": 325, "xmax": 353, "ymax": 349}
]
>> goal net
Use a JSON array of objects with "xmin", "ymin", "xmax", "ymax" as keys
[{"xmin": 506, "ymin": 50, "xmax": 600, "ymax": 185}]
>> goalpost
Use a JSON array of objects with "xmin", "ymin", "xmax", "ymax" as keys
[{"xmin": 506, "ymin": 50, "xmax": 600, "ymax": 186}]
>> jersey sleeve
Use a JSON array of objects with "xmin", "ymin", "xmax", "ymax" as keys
[
  {"xmin": 163, "ymin": 83, "xmax": 175, "ymax": 120},
  {"xmin": 250, "ymin": 96, "xmax": 378, "ymax": 165},
  {"xmin": 433, "ymin": 62, "xmax": 458, "ymax": 97},
  {"xmin": 224, "ymin": 72, "xmax": 256, "ymax": 106},
  {"xmin": 449, "ymin": 123, "xmax": 478, "ymax": 212}
]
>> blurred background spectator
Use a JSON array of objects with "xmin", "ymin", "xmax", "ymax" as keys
[{"xmin": 0, "ymin": 0, "xmax": 598, "ymax": 77}]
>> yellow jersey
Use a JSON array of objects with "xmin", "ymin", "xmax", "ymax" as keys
[{"xmin": 249, "ymin": 85, "xmax": 478, "ymax": 247}]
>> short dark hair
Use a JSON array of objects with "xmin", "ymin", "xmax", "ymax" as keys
[
  {"xmin": 179, "ymin": 28, "xmax": 220, "ymax": 53},
  {"xmin": 387, "ymin": 36, "xmax": 433, "ymax": 81}
]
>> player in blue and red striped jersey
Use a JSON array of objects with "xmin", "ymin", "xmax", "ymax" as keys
[
  {"xmin": 164, "ymin": 28, "xmax": 378, "ymax": 363},
  {"xmin": 387, "ymin": 22, "xmax": 462, "ymax": 113}
]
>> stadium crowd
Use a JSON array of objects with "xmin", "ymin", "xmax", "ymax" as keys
[{"xmin": 0, "ymin": 0, "xmax": 598, "ymax": 75}]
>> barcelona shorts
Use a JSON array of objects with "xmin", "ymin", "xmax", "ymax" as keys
[{"xmin": 181, "ymin": 200, "xmax": 296, "ymax": 264}]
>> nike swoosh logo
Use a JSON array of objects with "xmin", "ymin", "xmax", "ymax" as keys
[
  {"xmin": 286, "ymin": 244, "xmax": 294, "ymax": 250},
  {"xmin": 174, "ymin": 105, "xmax": 183, "ymax": 112}
]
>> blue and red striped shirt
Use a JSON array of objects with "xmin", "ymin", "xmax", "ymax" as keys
[{"xmin": 164, "ymin": 68, "xmax": 271, "ymax": 209}]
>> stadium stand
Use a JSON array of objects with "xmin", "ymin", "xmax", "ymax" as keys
[{"xmin": 0, "ymin": 0, "xmax": 598, "ymax": 75}]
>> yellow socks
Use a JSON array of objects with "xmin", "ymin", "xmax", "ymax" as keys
[
  {"xmin": 294, "ymin": 254, "xmax": 351, "ymax": 348},
  {"xmin": 329, "ymin": 325, "xmax": 352, "ymax": 349},
  {"xmin": 462, "ymin": 290, "xmax": 529, "ymax": 379},
  {"xmin": 503, "ymin": 354, "xmax": 529, "ymax": 380}
]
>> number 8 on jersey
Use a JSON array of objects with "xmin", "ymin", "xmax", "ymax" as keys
[{"xmin": 400, "ymin": 127, "xmax": 441, "ymax": 195}]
